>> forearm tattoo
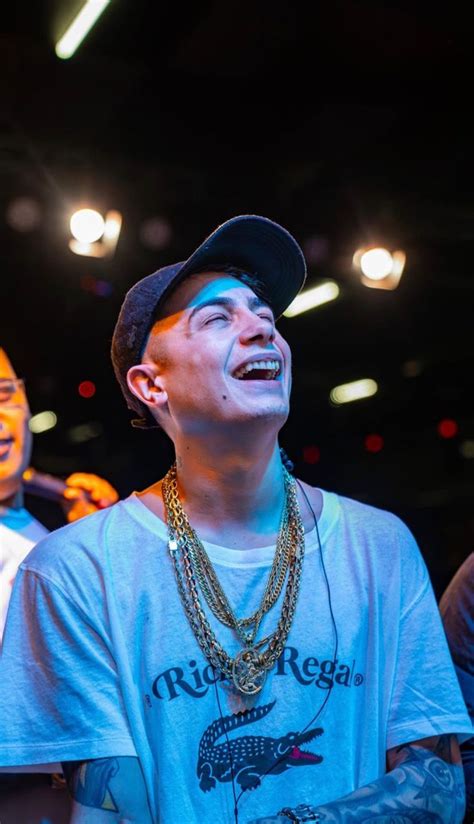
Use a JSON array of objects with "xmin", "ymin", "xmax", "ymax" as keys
[
  {"xmin": 313, "ymin": 735, "xmax": 466, "ymax": 823},
  {"xmin": 62, "ymin": 758, "xmax": 119, "ymax": 812}
]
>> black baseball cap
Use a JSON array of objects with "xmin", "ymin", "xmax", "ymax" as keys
[{"xmin": 111, "ymin": 214, "xmax": 307, "ymax": 424}]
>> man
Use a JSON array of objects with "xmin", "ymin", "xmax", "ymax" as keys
[
  {"xmin": 0, "ymin": 215, "xmax": 471, "ymax": 824},
  {"xmin": 0, "ymin": 346, "xmax": 118, "ymax": 823},
  {"xmin": 0, "ymin": 347, "xmax": 119, "ymax": 638},
  {"xmin": 440, "ymin": 553, "xmax": 474, "ymax": 822}
]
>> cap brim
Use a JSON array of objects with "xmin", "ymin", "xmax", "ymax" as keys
[{"xmin": 167, "ymin": 215, "xmax": 307, "ymax": 319}]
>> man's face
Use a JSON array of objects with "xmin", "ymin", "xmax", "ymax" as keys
[
  {"xmin": 138, "ymin": 273, "xmax": 292, "ymax": 437},
  {"xmin": 0, "ymin": 349, "xmax": 32, "ymax": 501}
]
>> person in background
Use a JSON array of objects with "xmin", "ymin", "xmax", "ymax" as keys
[
  {"xmin": 0, "ymin": 345, "xmax": 118, "ymax": 823},
  {"xmin": 440, "ymin": 552, "xmax": 474, "ymax": 823}
]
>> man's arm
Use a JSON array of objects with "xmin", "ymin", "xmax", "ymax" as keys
[
  {"xmin": 62, "ymin": 757, "xmax": 153, "ymax": 824},
  {"xmin": 249, "ymin": 734, "xmax": 466, "ymax": 823}
]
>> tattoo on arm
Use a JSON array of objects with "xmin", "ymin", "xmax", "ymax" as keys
[
  {"xmin": 392, "ymin": 731, "xmax": 461, "ymax": 768},
  {"xmin": 311, "ymin": 734, "xmax": 466, "ymax": 823},
  {"xmin": 62, "ymin": 758, "xmax": 119, "ymax": 812}
]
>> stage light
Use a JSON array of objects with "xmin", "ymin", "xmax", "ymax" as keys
[
  {"xmin": 78, "ymin": 380, "xmax": 96, "ymax": 399},
  {"xmin": 29, "ymin": 411, "xmax": 57, "ymax": 434},
  {"xmin": 437, "ymin": 418, "xmax": 458, "ymax": 439},
  {"xmin": 69, "ymin": 209, "xmax": 122, "ymax": 258},
  {"xmin": 353, "ymin": 246, "xmax": 406, "ymax": 290},
  {"xmin": 360, "ymin": 248, "xmax": 393, "ymax": 280},
  {"xmin": 55, "ymin": 0, "xmax": 112, "ymax": 60},
  {"xmin": 102, "ymin": 210, "xmax": 122, "ymax": 241},
  {"xmin": 70, "ymin": 209, "xmax": 105, "ymax": 243},
  {"xmin": 283, "ymin": 281, "xmax": 340, "ymax": 318},
  {"xmin": 330, "ymin": 378, "xmax": 378, "ymax": 405},
  {"xmin": 364, "ymin": 433, "xmax": 384, "ymax": 453}
]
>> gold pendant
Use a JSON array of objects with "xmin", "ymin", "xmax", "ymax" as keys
[{"xmin": 232, "ymin": 647, "xmax": 267, "ymax": 695}]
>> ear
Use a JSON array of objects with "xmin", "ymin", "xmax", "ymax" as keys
[{"xmin": 127, "ymin": 363, "xmax": 168, "ymax": 414}]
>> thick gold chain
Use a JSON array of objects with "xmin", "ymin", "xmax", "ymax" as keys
[{"xmin": 162, "ymin": 463, "xmax": 305, "ymax": 694}]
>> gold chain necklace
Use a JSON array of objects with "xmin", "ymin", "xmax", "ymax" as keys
[{"xmin": 162, "ymin": 463, "xmax": 305, "ymax": 695}]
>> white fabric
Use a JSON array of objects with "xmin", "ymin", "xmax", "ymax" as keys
[
  {"xmin": 0, "ymin": 508, "xmax": 48, "ymax": 640},
  {"xmin": 0, "ymin": 490, "xmax": 472, "ymax": 824},
  {"xmin": 0, "ymin": 508, "xmax": 63, "ymax": 776}
]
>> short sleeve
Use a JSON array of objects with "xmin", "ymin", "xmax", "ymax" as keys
[
  {"xmin": 386, "ymin": 526, "xmax": 473, "ymax": 749},
  {"xmin": 0, "ymin": 568, "xmax": 137, "ymax": 767}
]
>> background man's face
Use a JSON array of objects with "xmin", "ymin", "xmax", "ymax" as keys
[{"xmin": 0, "ymin": 349, "xmax": 32, "ymax": 501}]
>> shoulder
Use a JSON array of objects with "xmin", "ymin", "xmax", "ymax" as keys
[
  {"xmin": 300, "ymin": 479, "xmax": 415, "ymax": 543},
  {"xmin": 338, "ymin": 492, "xmax": 414, "ymax": 540},
  {"xmin": 20, "ymin": 497, "xmax": 138, "ymax": 581},
  {"xmin": 301, "ymin": 481, "xmax": 425, "ymax": 579}
]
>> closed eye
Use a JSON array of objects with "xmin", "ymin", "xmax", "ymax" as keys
[{"xmin": 204, "ymin": 314, "xmax": 229, "ymax": 325}]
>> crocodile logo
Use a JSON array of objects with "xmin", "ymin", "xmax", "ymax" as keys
[{"xmin": 197, "ymin": 700, "xmax": 323, "ymax": 792}]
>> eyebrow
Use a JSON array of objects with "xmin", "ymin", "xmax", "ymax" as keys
[{"xmin": 188, "ymin": 294, "xmax": 273, "ymax": 322}]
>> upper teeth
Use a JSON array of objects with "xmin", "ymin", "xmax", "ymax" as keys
[{"xmin": 234, "ymin": 359, "xmax": 280, "ymax": 379}]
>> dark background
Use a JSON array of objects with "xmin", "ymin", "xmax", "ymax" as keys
[{"xmin": 2, "ymin": 1, "xmax": 473, "ymax": 596}]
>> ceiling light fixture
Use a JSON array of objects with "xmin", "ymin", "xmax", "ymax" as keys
[
  {"xmin": 55, "ymin": 0, "xmax": 112, "ymax": 60},
  {"xmin": 29, "ymin": 411, "xmax": 58, "ymax": 434},
  {"xmin": 353, "ymin": 246, "xmax": 406, "ymax": 290},
  {"xmin": 69, "ymin": 208, "xmax": 122, "ymax": 258},
  {"xmin": 283, "ymin": 281, "xmax": 340, "ymax": 318},
  {"xmin": 330, "ymin": 378, "xmax": 378, "ymax": 405}
]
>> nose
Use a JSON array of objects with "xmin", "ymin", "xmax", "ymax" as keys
[{"xmin": 238, "ymin": 312, "xmax": 275, "ymax": 346}]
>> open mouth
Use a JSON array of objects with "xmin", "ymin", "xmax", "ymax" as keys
[
  {"xmin": 0, "ymin": 438, "xmax": 14, "ymax": 458},
  {"xmin": 289, "ymin": 745, "xmax": 323, "ymax": 764},
  {"xmin": 232, "ymin": 359, "xmax": 281, "ymax": 381}
]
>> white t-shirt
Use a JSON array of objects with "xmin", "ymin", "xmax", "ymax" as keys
[
  {"xmin": 0, "ymin": 489, "xmax": 471, "ymax": 824},
  {"xmin": 0, "ymin": 507, "xmax": 48, "ymax": 640}
]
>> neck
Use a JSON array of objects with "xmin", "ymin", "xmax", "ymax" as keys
[
  {"xmin": 171, "ymin": 428, "xmax": 285, "ymax": 536},
  {"xmin": 0, "ymin": 486, "xmax": 24, "ymax": 516}
]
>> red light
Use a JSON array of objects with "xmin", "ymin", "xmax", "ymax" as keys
[
  {"xmin": 438, "ymin": 418, "xmax": 458, "ymax": 439},
  {"xmin": 365, "ymin": 433, "xmax": 384, "ymax": 453},
  {"xmin": 303, "ymin": 445, "xmax": 320, "ymax": 464},
  {"xmin": 78, "ymin": 380, "xmax": 96, "ymax": 399}
]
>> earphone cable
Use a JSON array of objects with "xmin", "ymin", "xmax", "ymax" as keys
[{"xmin": 213, "ymin": 477, "xmax": 339, "ymax": 822}]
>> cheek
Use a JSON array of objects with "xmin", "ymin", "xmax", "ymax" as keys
[
  {"xmin": 175, "ymin": 349, "xmax": 224, "ymax": 384},
  {"xmin": 13, "ymin": 411, "xmax": 31, "ymax": 450}
]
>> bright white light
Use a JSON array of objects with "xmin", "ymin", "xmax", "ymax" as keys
[
  {"xmin": 103, "ymin": 210, "xmax": 122, "ymax": 240},
  {"xmin": 283, "ymin": 281, "xmax": 340, "ymax": 318},
  {"xmin": 70, "ymin": 209, "xmax": 105, "ymax": 243},
  {"xmin": 359, "ymin": 248, "xmax": 393, "ymax": 280},
  {"xmin": 29, "ymin": 411, "xmax": 58, "ymax": 434},
  {"xmin": 55, "ymin": 0, "xmax": 112, "ymax": 60},
  {"xmin": 330, "ymin": 379, "xmax": 378, "ymax": 405}
]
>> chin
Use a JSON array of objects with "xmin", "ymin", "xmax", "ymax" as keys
[
  {"xmin": 0, "ymin": 474, "xmax": 22, "ymax": 501},
  {"xmin": 0, "ymin": 453, "xmax": 24, "ymax": 486},
  {"xmin": 238, "ymin": 403, "xmax": 289, "ymax": 425}
]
